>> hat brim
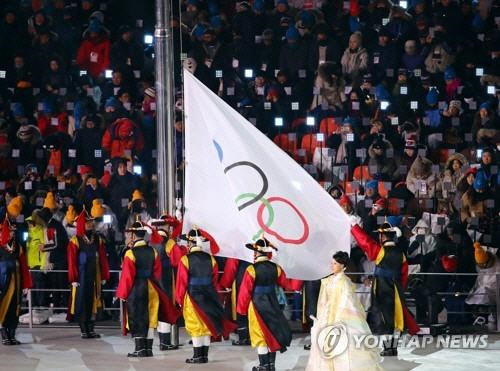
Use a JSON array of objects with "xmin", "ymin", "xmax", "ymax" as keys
[{"xmin": 180, "ymin": 234, "xmax": 208, "ymax": 242}]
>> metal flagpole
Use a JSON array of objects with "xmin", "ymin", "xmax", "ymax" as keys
[{"xmin": 155, "ymin": 0, "xmax": 178, "ymax": 345}]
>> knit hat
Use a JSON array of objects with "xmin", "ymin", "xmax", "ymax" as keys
[
  {"xmin": 253, "ymin": 0, "xmax": 264, "ymax": 12},
  {"xmin": 210, "ymin": 15, "xmax": 224, "ymax": 29},
  {"xmin": 65, "ymin": 205, "xmax": 77, "ymax": 225},
  {"xmin": 339, "ymin": 194, "xmax": 352, "ymax": 208},
  {"xmin": 387, "ymin": 215, "xmax": 403, "ymax": 227},
  {"xmin": 105, "ymin": 97, "xmax": 120, "ymax": 109},
  {"xmin": 375, "ymin": 84, "xmax": 390, "ymax": 101},
  {"xmin": 144, "ymin": 87, "xmax": 156, "ymax": 98},
  {"xmin": 7, "ymin": 196, "xmax": 23, "ymax": 218},
  {"xmin": 441, "ymin": 255, "xmax": 458, "ymax": 273},
  {"xmin": 43, "ymin": 192, "xmax": 58, "ymax": 211},
  {"xmin": 191, "ymin": 24, "xmax": 207, "ymax": 39},
  {"xmin": 426, "ymin": 88, "xmax": 439, "ymax": 106},
  {"xmin": 88, "ymin": 18, "xmax": 102, "ymax": 33},
  {"xmin": 444, "ymin": 67, "xmax": 456, "ymax": 81},
  {"xmin": 480, "ymin": 102, "xmax": 491, "ymax": 111},
  {"xmin": 91, "ymin": 199, "xmax": 106, "ymax": 218},
  {"xmin": 285, "ymin": 26, "xmax": 300, "ymax": 41},
  {"xmin": 131, "ymin": 189, "xmax": 144, "ymax": 202},
  {"xmin": 365, "ymin": 180, "xmax": 378, "ymax": 190},
  {"xmin": 473, "ymin": 242, "xmax": 490, "ymax": 266},
  {"xmin": 342, "ymin": 117, "xmax": 354, "ymax": 126},
  {"xmin": 12, "ymin": 103, "xmax": 25, "ymax": 117}
]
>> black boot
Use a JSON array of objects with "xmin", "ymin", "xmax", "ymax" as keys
[
  {"xmin": 1, "ymin": 328, "xmax": 9, "ymax": 345},
  {"xmin": 303, "ymin": 344, "xmax": 311, "ymax": 350},
  {"xmin": 232, "ymin": 328, "xmax": 250, "ymax": 346},
  {"xmin": 268, "ymin": 352, "xmax": 276, "ymax": 371},
  {"xmin": 145, "ymin": 338, "xmax": 153, "ymax": 357},
  {"xmin": 87, "ymin": 323, "xmax": 101, "ymax": 339},
  {"xmin": 252, "ymin": 353, "xmax": 269, "ymax": 371},
  {"xmin": 202, "ymin": 345, "xmax": 209, "ymax": 363},
  {"xmin": 80, "ymin": 323, "xmax": 90, "ymax": 339},
  {"xmin": 127, "ymin": 338, "xmax": 148, "ymax": 357},
  {"xmin": 7, "ymin": 328, "xmax": 21, "ymax": 345},
  {"xmin": 158, "ymin": 332, "xmax": 178, "ymax": 350},
  {"xmin": 185, "ymin": 346, "xmax": 205, "ymax": 364}
]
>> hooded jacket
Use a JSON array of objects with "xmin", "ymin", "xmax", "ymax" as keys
[
  {"xmin": 406, "ymin": 156, "xmax": 438, "ymax": 198},
  {"xmin": 439, "ymin": 152, "xmax": 468, "ymax": 200}
]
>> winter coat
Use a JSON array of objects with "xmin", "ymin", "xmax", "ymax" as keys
[
  {"xmin": 424, "ymin": 43, "xmax": 455, "ymax": 74},
  {"xmin": 438, "ymin": 153, "xmax": 468, "ymax": 200},
  {"xmin": 107, "ymin": 172, "xmax": 140, "ymax": 222},
  {"xmin": 279, "ymin": 41, "xmax": 312, "ymax": 81},
  {"xmin": 367, "ymin": 138, "xmax": 397, "ymax": 181},
  {"xmin": 76, "ymin": 35, "xmax": 111, "ymax": 78},
  {"xmin": 73, "ymin": 125, "xmax": 105, "ymax": 169},
  {"xmin": 466, "ymin": 252, "xmax": 500, "ymax": 306},
  {"xmin": 340, "ymin": 47, "xmax": 368, "ymax": 77},
  {"xmin": 110, "ymin": 38, "xmax": 144, "ymax": 71},
  {"xmin": 460, "ymin": 189, "xmax": 486, "ymax": 224},
  {"xmin": 37, "ymin": 112, "xmax": 69, "ymax": 138},
  {"xmin": 406, "ymin": 156, "xmax": 439, "ymax": 198},
  {"xmin": 310, "ymin": 62, "xmax": 346, "ymax": 111},
  {"xmin": 101, "ymin": 118, "xmax": 145, "ymax": 159},
  {"xmin": 408, "ymin": 219, "xmax": 438, "ymax": 259}
]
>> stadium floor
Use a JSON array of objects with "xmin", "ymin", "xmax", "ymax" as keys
[{"xmin": 1, "ymin": 328, "xmax": 500, "ymax": 371}]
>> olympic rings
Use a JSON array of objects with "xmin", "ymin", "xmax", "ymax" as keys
[
  {"xmin": 235, "ymin": 193, "xmax": 274, "ymax": 240},
  {"xmin": 256, "ymin": 196, "xmax": 309, "ymax": 244},
  {"xmin": 224, "ymin": 161, "xmax": 268, "ymax": 211}
]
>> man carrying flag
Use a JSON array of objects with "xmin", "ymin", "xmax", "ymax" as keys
[
  {"xmin": 67, "ymin": 210, "xmax": 110, "ymax": 339},
  {"xmin": 175, "ymin": 227, "xmax": 236, "ymax": 364},
  {"xmin": 116, "ymin": 220, "xmax": 179, "ymax": 357},
  {"xmin": 0, "ymin": 217, "xmax": 32, "ymax": 345},
  {"xmin": 219, "ymin": 257, "xmax": 251, "ymax": 346},
  {"xmin": 149, "ymin": 214, "xmax": 183, "ymax": 351},
  {"xmin": 351, "ymin": 220, "xmax": 420, "ymax": 356},
  {"xmin": 237, "ymin": 238, "xmax": 301, "ymax": 371}
]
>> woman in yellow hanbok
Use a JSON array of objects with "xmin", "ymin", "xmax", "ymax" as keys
[{"xmin": 306, "ymin": 251, "xmax": 383, "ymax": 371}]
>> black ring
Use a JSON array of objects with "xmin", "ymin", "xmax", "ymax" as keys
[{"xmin": 224, "ymin": 161, "xmax": 269, "ymax": 211}]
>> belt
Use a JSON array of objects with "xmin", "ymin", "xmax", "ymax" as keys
[
  {"xmin": 137, "ymin": 269, "xmax": 152, "ymax": 278},
  {"xmin": 189, "ymin": 277, "xmax": 212, "ymax": 286},
  {"xmin": 254, "ymin": 285, "xmax": 275, "ymax": 294},
  {"xmin": 374, "ymin": 266, "xmax": 400, "ymax": 280}
]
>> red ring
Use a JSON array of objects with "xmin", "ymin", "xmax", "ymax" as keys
[{"xmin": 257, "ymin": 196, "xmax": 309, "ymax": 244}]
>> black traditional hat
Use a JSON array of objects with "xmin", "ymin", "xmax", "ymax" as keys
[
  {"xmin": 180, "ymin": 227, "xmax": 208, "ymax": 243},
  {"xmin": 245, "ymin": 237, "xmax": 278, "ymax": 253}
]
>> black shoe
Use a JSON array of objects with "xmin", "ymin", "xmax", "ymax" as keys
[
  {"xmin": 380, "ymin": 347, "xmax": 398, "ymax": 356},
  {"xmin": 252, "ymin": 353, "xmax": 269, "ymax": 371},
  {"xmin": 1, "ymin": 328, "xmax": 9, "ymax": 345},
  {"xmin": 5, "ymin": 328, "xmax": 20, "ymax": 345},
  {"xmin": 87, "ymin": 324, "xmax": 101, "ymax": 339},
  {"xmin": 158, "ymin": 332, "xmax": 178, "ymax": 350},
  {"xmin": 186, "ymin": 347, "xmax": 205, "ymax": 364},
  {"xmin": 232, "ymin": 338, "xmax": 250, "ymax": 346},
  {"xmin": 145, "ymin": 339, "xmax": 153, "ymax": 357},
  {"xmin": 81, "ymin": 333, "xmax": 91, "ymax": 339},
  {"xmin": 304, "ymin": 343, "xmax": 311, "ymax": 350},
  {"xmin": 128, "ymin": 338, "xmax": 148, "ymax": 357}
]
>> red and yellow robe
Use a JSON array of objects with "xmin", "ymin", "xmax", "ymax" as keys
[
  {"xmin": 0, "ymin": 241, "xmax": 32, "ymax": 328},
  {"xmin": 219, "ymin": 257, "xmax": 251, "ymax": 321},
  {"xmin": 237, "ymin": 256, "xmax": 300, "ymax": 352},
  {"xmin": 175, "ymin": 247, "xmax": 236, "ymax": 338},
  {"xmin": 351, "ymin": 224, "xmax": 420, "ymax": 335},
  {"xmin": 116, "ymin": 240, "xmax": 180, "ymax": 337},
  {"xmin": 67, "ymin": 235, "xmax": 110, "ymax": 321}
]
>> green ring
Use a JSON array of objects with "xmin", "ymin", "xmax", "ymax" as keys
[{"xmin": 235, "ymin": 193, "xmax": 275, "ymax": 240}]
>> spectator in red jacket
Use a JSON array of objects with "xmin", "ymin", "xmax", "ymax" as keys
[
  {"xmin": 101, "ymin": 118, "xmax": 144, "ymax": 159},
  {"xmin": 76, "ymin": 19, "xmax": 111, "ymax": 78},
  {"xmin": 37, "ymin": 101, "xmax": 69, "ymax": 138}
]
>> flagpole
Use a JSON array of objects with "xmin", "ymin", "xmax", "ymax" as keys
[{"xmin": 155, "ymin": 0, "xmax": 178, "ymax": 345}]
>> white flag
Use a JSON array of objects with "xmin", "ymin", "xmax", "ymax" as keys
[{"xmin": 183, "ymin": 71, "xmax": 350, "ymax": 280}]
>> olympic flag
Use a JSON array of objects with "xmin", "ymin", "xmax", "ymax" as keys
[{"xmin": 183, "ymin": 71, "xmax": 350, "ymax": 280}]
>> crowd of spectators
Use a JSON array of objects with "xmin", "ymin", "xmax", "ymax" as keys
[{"xmin": 0, "ymin": 0, "xmax": 499, "ymax": 328}]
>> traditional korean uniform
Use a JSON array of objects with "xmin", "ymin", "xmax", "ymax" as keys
[
  {"xmin": 237, "ymin": 238, "xmax": 299, "ymax": 371},
  {"xmin": 67, "ymin": 211, "xmax": 110, "ymax": 338},
  {"xmin": 116, "ymin": 221, "xmax": 180, "ymax": 357},
  {"xmin": 0, "ymin": 218, "xmax": 32, "ymax": 345},
  {"xmin": 351, "ymin": 222, "xmax": 420, "ymax": 356},
  {"xmin": 175, "ymin": 228, "xmax": 236, "ymax": 364}
]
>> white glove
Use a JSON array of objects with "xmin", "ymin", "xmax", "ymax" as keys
[
  {"xmin": 349, "ymin": 215, "xmax": 359, "ymax": 227},
  {"xmin": 22, "ymin": 289, "xmax": 29, "ymax": 296},
  {"xmin": 175, "ymin": 209, "xmax": 182, "ymax": 220},
  {"xmin": 71, "ymin": 282, "xmax": 80, "ymax": 288},
  {"xmin": 101, "ymin": 280, "xmax": 107, "ymax": 285}
]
